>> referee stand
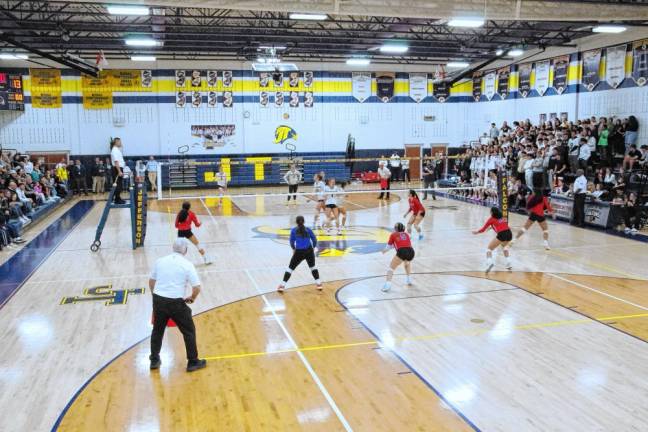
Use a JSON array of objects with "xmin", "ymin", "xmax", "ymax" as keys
[{"xmin": 90, "ymin": 174, "xmax": 148, "ymax": 252}]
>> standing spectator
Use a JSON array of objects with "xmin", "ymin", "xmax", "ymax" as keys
[
  {"xmin": 624, "ymin": 115, "xmax": 639, "ymax": 152},
  {"xmin": 578, "ymin": 138, "xmax": 591, "ymax": 171},
  {"xmin": 571, "ymin": 169, "xmax": 587, "ymax": 227},
  {"xmin": 71, "ymin": 160, "xmax": 88, "ymax": 196},
  {"xmin": 55, "ymin": 157, "xmax": 69, "ymax": 188},
  {"xmin": 489, "ymin": 123, "xmax": 500, "ymax": 139},
  {"xmin": 146, "ymin": 156, "xmax": 159, "ymax": 192},
  {"xmin": 597, "ymin": 124, "xmax": 610, "ymax": 167},
  {"xmin": 377, "ymin": 161, "xmax": 391, "ymax": 200},
  {"xmin": 104, "ymin": 156, "xmax": 113, "ymax": 190},
  {"xmin": 149, "ymin": 238, "xmax": 207, "ymax": 372},
  {"xmin": 568, "ymin": 130, "xmax": 581, "ymax": 173},
  {"xmin": 401, "ymin": 157, "xmax": 410, "ymax": 184},
  {"xmin": 422, "ymin": 159, "xmax": 436, "ymax": 200},
  {"xmin": 91, "ymin": 157, "xmax": 106, "ymax": 194},
  {"xmin": 389, "ymin": 151, "xmax": 401, "ymax": 182}
]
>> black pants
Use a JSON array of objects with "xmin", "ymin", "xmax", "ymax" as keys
[
  {"xmin": 378, "ymin": 181, "xmax": 391, "ymax": 199},
  {"xmin": 283, "ymin": 247, "xmax": 319, "ymax": 282},
  {"xmin": 73, "ymin": 177, "xmax": 88, "ymax": 195},
  {"xmin": 572, "ymin": 193, "xmax": 586, "ymax": 227},
  {"xmin": 624, "ymin": 207, "xmax": 638, "ymax": 229},
  {"xmin": 111, "ymin": 167, "xmax": 123, "ymax": 202},
  {"xmin": 402, "ymin": 168, "xmax": 410, "ymax": 183},
  {"xmin": 287, "ymin": 184, "xmax": 298, "ymax": 201},
  {"xmin": 391, "ymin": 166, "xmax": 401, "ymax": 181},
  {"xmin": 423, "ymin": 177, "xmax": 436, "ymax": 200},
  {"xmin": 150, "ymin": 294, "xmax": 198, "ymax": 362}
]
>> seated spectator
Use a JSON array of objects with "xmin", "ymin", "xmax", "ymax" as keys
[
  {"xmin": 623, "ymin": 192, "xmax": 640, "ymax": 235},
  {"xmin": 623, "ymin": 144, "xmax": 642, "ymax": 171}
]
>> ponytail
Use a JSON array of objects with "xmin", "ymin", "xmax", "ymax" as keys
[
  {"xmin": 295, "ymin": 215, "xmax": 307, "ymax": 237},
  {"xmin": 178, "ymin": 201, "xmax": 191, "ymax": 223}
]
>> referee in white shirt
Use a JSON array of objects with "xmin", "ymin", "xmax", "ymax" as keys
[
  {"xmin": 149, "ymin": 238, "xmax": 206, "ymax": 372},
  {"xmin": 110, "ymin": 137, "xmax": 126, "ymax": 204},
  {"xmin": 572, "ymin": 169, "xmax": 587, "ymax": 228}
]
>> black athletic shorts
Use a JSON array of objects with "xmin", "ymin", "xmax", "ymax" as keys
[
  {"xmin": 416, "ymin": 211, "xmax": 426, "ymax": 218},
  {"xmin": 177, "ymin": 229, "xmax": 193, "ymax": 238},
  {"xmin": 529, "ymin": 213, "xmax": 546, "ymax": 223},
  {"xmin": 396, "ymin": 247, "xmax": 415, "ymax": 261},
  {"xmin": 326, "ymin": 204, "xmax": 337, "ymax": 209},
  {"xmin": 496, "ymin": 229, "xmax": 513, "ymax": 242}
]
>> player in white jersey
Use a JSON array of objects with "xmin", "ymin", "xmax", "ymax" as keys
[
  {"xmin": 323, "ymin": 178, "xmax": 342, "ymax": 234},
  {"xmin": 338, "ymin": 181, "xmax": 348, "ymax": 230},
  {"xmin": 312, "ymin": 174, "xmax": 326, "ymax": 228}
]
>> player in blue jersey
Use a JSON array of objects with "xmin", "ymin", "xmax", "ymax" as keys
[{"xmin": 278, "ymin": 215, "xmax": 322, "ymax": 293}]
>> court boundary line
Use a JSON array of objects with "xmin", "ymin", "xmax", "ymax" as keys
[
  {"xmin": 245, "ymin": 269, "xmax": 354, "ymax": 432},
  {"xmin": 547, "ymin": 273, "xmax": 648, "ymax": 311}
]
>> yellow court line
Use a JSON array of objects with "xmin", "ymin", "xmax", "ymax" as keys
[
  {"xmin": 548, "ymin": 248, "xmax": 644, "ymax": 280},
  {"xmin": 202, "ymin": 312, "xmax": 648, "ymax": 361}
]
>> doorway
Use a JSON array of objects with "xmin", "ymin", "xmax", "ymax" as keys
[{"xmin": 404, "ymin": 145, "xmax": 422, "ymax": 180}]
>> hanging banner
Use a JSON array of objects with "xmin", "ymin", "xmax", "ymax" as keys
[
  {"xmin": 289, "ymin": 90, "xmax": 299, "ymax": 107},
  {"xmin": 582, "ymin": 49, "xmax": 602, "ymax": 91},
  {"xmin": 109, "ymin": 70, "xmax": 149, "ymax": 91},
  {"xmin": 30, "ymin": 69, "xmax": 62, "ymax": 108},
  {"xmin": 274, "ymin": 91, "xmax": 284, "ymax": 107},
  {"xmin": 304, "ymin": 91, "xmax": 314, "ymax": 107},
  {"xmin": 288, "ymin": 72, "xmax": 300, "ymax": 88},
  {"xmin": 518, "ymin": 63, "xmax": 532, "ymax": 98},
  {"xmin": 222, "ymin": 71, "xmax": 232, "ymax": 88},
  {"xmin": 223, "ymin": 90, "xmax": 233, "ymax": 107},
  {"xmin": 472, "ymin": 71, "xmax": 483, "ymax": 101},
  {"xmin": 273, "ymin": 73, "xmax": 284, "ymax": 88},
  {"xmin": 82, "ymin": 71, "xmax": 110, "ymax": 89},
  {"xmin": 484, "ymin": 71, "xmax": 496, "ymax": 100},
  {"xmin": 408, "ymin": 72, "xmax": 427, "ymax": 103},
  {"xmin": 83, "ymin": 90, "xmax": 112, "ymax": 109},
  {"xmin": 175, "ymin": 91, "xmax": 187, "ymax": 108},
  {"xmin": 141, "ymin": 70, "xmax": 152, "ymax": 88},
  {"xmin": 552, "ymin": 56, "xmax": 569, "ymax": 95},
  {"xmin": 534, "ymin": 60, "xmax": 550, "ymax": 96},
  {"xmin": 303, "ymin": 71, "xmax": 314, "ymax": 88},
  {"xmin": 259, "ymin": 72, "xmax": 270, "ymax": 88},
  {"xmin": 175, "ymin": 70, "xmax": 186, "ymax": 88},
  {"xmin": 207, "ymin": 91, "xmax": 217, "ymax": 107},
  {"xmin": 376, "ymin": 72, "xmax": 395, "ymax": 102},
  {"xmin": 190, "ymin": 70, "xmax": 202, "ymax": 87},
  {"xmin": 432, "ymin": 81, "xmax": 449, "ymax": 103},
  {"xmin": 606, "ymin": 44, "xmax": 627, "ymax": 89},
  {"xmin": 632, "ymin": 39, "xmax": 648, "ymax": 86},
  {"xmin": 207, "ymin": 70, "xmax": 218, "ymax": 87},
  {"xmin": 259, "ymin": 91, "xmax": 269, "ymax": 107},
  {"xmin": 497, "ymin": 67, "xmax": 510, "ymax": 99},
  {"xmin": 352, "ymin": 72, "xmax": 371, "ymax": 103},
  {"xmin": 191, "ymin": 91, "xmax": 202, "ymax": 108}
]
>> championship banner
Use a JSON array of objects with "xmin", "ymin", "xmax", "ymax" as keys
[
  {"xmin": 518, "ymin": 63, "xmax": 532, "ymax": 98},
  {"xmin": 484, "ymin": 71, "xmax": 496, "ymax": 100},
  {"xmin": 606, "ymin": 44, "xmax": 627, "ymax": 89},
  {"xmin": 376, "ymin": 72, "xmax": 395, "ymax": 102},
  {"xmin": 207, "ymin": 70, "xmax": 218, "ymax": 87},
  {"xmin": 551, "ymin": 56, "xmax": 569, "ymax": 94},
  {"xmin": 82, "ymin": 71, "xmax": 110, "ymax": 88},
  {"xmin": 288, "ymin": 72, "xmax": 300, "ymax": 88},
  {"xmin": 432, "ymin": 81, "xmax": 449, "ymax": 103},
  {"xmin": 176, "ymin": 91, "xmax": 187, "ymax": 108},
  {"xmin": 352, "ymin": 72, "xmax": 371, "ymax": 103},
  {"xmin": 191, "ymin": 91, "xmax": 202, "ymax": 108},
  {"xmin": 472, "ymin": 71, "xmax": 483, "ymax": 101},
  {"xmin": 303, "ymin": 71, "xmax": 314, "ymax": 88},
  {"xmin": 274, "ymin": 91, "xmax": 284, "ymax": 107},
  {"xmin": 497, "ymin": 171, "xmax": 509, "ymax": 222},
  {"xmin": 273, "ymin": 72, "xmax": 284, "ymax": 88},
  {"xmin": 175, "ymin": 70, "xmax": 187, "ymax": 88},
  {"xmin": 141, "ymin": 70, "xmax": 152, "ymax": 88},
  {"xmin": 259, "ymin": 72, "xmax": 270, "ymax": 88},
  {"xmin": 632, "ymin": 39, "xmax": 648, "ymax": 86},
  {"xmin": 408, "ymin": 72, "xmax": 427, "ymax": 103},
  {"xmin": 582, "ymin": 49, "xmax": 602, "ymax": 91},
  {"xmin": 304, "ymin": 91, "xmax": 314, "ymax": 107},
  {"xmin": 223, "ymin": 90, "xmax": 233, "ymax": 107},
  {"xmin": 497, "ymin": 67, "xmax": 510, "ymax": 99},
  {"xmin": 289, "ymin": 90, "xmax": 299, "ymax": 107},
  {"xmin": 223, "ymin": 71, "xmax": 233, "ymax": 88},
  {"xmin": 83, "ymin": 90, "xmax": 112, "ymax": 109},
  {"xmin": 190, "ymin": 70, "xmax": 202, "ymax": 87},
  {"xmin": 534, "ymin": 60, "xmax": 550, "ymax": 96},
  {"xmin": 207, "ymin": 91, "xmax": 217, "ymax": 107},
  {"xmin": 30, "ymin": 69, "xmax": 62, "ymax": 108},
  {"xmin": 109, "ymin": 70, "xmax": 149, "ymax": 91},
  {"xmin": 259, "ymin": 91, "xmax": 269, "ymax": 107}
]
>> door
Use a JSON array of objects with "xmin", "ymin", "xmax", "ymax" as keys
[{"xmin": 404, "ymin": 145, "xmax": 422, "ymax": 180}]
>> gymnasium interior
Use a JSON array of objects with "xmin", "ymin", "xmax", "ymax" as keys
[{"xmin": 1, "ymin": 1, "xmax": 648, "ymax": 431}]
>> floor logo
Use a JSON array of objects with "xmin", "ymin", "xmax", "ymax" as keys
[
  {"xmin": 252, "ymin": 225, "xmax": 391, "ymax": 256},
  {"xmin": 60, "ymin": 285, "xmax": 145, "ymax": 306},
  {"xmin": 274, "ymin": 125, "xmax": 297, "ymax": 151}
]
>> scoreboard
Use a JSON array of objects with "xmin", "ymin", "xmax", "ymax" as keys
[{"xmin": 0, "ymin": 72, "xmax": 25, "ymax": 111}]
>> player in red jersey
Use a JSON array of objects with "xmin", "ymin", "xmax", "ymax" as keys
[
  {"xmin": 381, "ymin": 222, "xmax": 415, "ymax": 292},
  {"xmin": 473, "ymin": 206, "xmax": 513, "ymax": 273},
  {"xmin": 403, "ymin": 189, "xmax": 425, "ymax": 240},
  {"xmin": 175, "ymin": 201, "xmax": 212, "ymax": 265},
  {"xmin": 511, "ymin": 192, "xmax": 555, "ymax": 250}
]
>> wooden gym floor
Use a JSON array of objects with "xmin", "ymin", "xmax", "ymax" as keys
[{"xmin": 1, "ymin": 187, "xmax": 647, "ymax": 432}]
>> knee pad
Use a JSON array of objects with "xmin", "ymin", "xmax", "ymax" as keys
[
  {"xmin": 503, "ymin": 246, "xmax": 510, "ymax": 251},
  {"xmin": 520, "ymin": 228, "xmax": 527, "ymax": 233},
  {"xmin": 486, "ymin": 249, "xmax": 493, "ymax": 254},
  {"xmin": 309, "ymin": 266, "xmax": 317, "ymax": 272},
  {"xmin": 387, "ymin": 269, "xmax": 394, "ymax": 276},
  {"xmin": 285, "ymin": 268, "xmax": 293, "ymax": 274},
  {"xmin": 543, "ymin": 230, "xmax": 549, "ymax": 234}
]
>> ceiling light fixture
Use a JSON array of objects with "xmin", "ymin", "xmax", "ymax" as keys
[
  {"xmin": 495, "ymin": 49, "xmax": 504, "ymax": 56},
  {"xmin": 346, "ymin": 58, "xmax": 371, "ymax": 66},
  {"xmin": 380, "ymin": 44, "xmax": 408, "ymax": 54},
  {"xmin": 447, "ymin": 18, "xmax": 485, "ymax": 28},
  {"xmin": 0, "ymin": 53, "xmax": 28, "ymax": 60},
  {"xmin": 125, "ymin": 38, "xmax": 159, "ymax": 47},
  {"xmin": 289, "ymin": 13, "xmax": 328, "ymax": 20},
  {"xmin": 131, "ymin": 56, "xmax": 156, "ymax": 62},
  {"xmin": 107, "ymin": 5, "xmax": 149, "ymax": 15},
  {"xmin": 447, "ymin": 61, "xmax": 470, "ymax": 68},
  {"xmin": 592, "ymin": 25, "xmax": 626, "ymax": 34},
  {"xmin": 508, "ymin": 48, "xmax": 524, "ymax": 57}
]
